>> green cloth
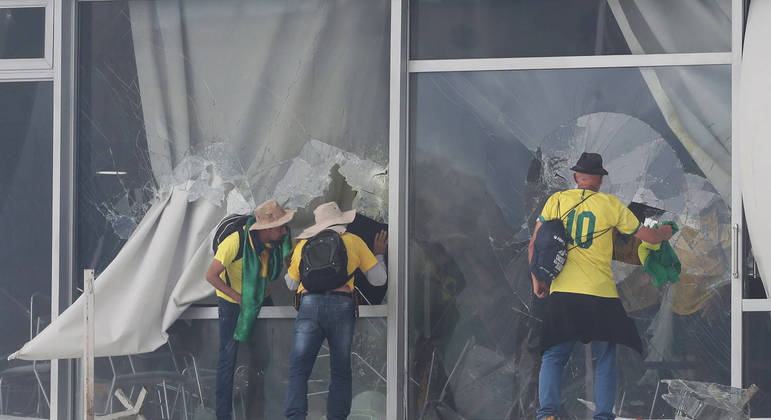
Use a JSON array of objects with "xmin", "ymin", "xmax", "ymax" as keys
[
  {"xmin": 639, "ymin": 221, "xmax": 681, "ymax": 288},
  {"xmin": 233, "ymin": 219, "xmax": 292, "ymax": 341}
]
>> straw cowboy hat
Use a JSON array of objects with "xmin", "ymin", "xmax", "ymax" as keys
[
  {"xmin": 248, "ymin": 199, "xmax": 296, "ymax": 231},
  {"xmin": 296, "ymin": 202, "xmax": 356, "ymax": 239}
]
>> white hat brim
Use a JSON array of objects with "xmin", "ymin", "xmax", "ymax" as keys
[
  {"xmin": 248, "ymin": 209, "xmax": 296, "ymax": 231},
  {"xmin": 295, "ymin": 209, "xmax": 355, "ymax": 239}
]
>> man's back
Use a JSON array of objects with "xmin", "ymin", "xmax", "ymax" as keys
[{"xmin": 539, "ymin": 189, "xmax": 640, "ymax": 298}]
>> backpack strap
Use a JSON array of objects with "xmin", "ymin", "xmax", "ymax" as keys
[{"xmin": 559, "ymin": 191, "xmax": 597, "ymax": 220}]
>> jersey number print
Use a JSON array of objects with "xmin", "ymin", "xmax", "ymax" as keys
[{"xmin": 565, "ymin": 209, "xmax": 596, "ymax": 249}]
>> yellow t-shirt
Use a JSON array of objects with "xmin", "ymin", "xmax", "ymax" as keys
[
  {"xmin": 538, "ymin": 189, "xmax": 640, "ymax": 298},
  {"xmin": 213, "ymin": 230, "xmax": 272, "ymax": 303},
  {"xmin": 288, "ymin": 232, "xmax": 379, "ymax": 294}
]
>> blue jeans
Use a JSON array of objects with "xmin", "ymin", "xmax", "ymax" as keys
[
  {"xmin": 215, "ymin": 296, "xmax": 273, "ymax": 420},
  {"xmin": 537, "ymin": 341, "xmax": 617, "ymax": 420},
  {"xmin": 284, "ymin": 294, "xmax": 356, "ymax": 420}
]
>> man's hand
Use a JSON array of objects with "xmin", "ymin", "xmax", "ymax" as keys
[
  {"xmin": 373, "ymin": 230, "xmax": 387, "ymax": 255},
  {"xmin": 658, "ymin": 224, "xmax": 674, "ymax": 241},
  {"xmin": 532, "ymin": 274, "xmax": 549, "ymax": 298}
]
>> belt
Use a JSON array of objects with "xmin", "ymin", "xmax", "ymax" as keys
[{"xmin": 302, "ymin": 290, "xmax": 353, "ymax": 298}]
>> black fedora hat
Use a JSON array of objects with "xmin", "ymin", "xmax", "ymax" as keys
[{"xmin": 570, "ymin": 152, "xmax": 608, "ymax": 175}]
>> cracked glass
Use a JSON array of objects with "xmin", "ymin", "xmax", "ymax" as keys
[
  {"xmin": 0, "ymin": 81, "xmax": 52, "ymax": 417},
  {"xmin": 87, "ymin": 318, "xmax": 387, "ymax": 418},
  {"xmin": 77, "ymin": 0, "xmax": 388, "ymax": 293},
  {"xmin": 408, "ymin": 66, "xmax": 731, "ymax": 419},
  {"xmin": 410, "ymin": 0, "xmax": 731, "ymax": 60},
  {"xmin": 78, "ymin": 0, "xmax": 388, "ymax": 417}
]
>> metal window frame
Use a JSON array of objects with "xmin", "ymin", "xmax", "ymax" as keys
[
  {"xmin": 0, "ymin": 0, "xmax": 60, "ymax": 418},
  {"xmin": 0, "ymin": 0, "xmax": 53, "ymax": 70},
  {"xmin": 730, "ymin": 0, "xmax": 744, "ymax": 394},
  {"xmin": 409, "ymin": 52, "xmax": 732, "ymax": 73},
  {"xmin": 59, "ymin": 0, "xmax": 753, "ymax": 419},
  {"xmin": 400, "ymin": 2, "xmax": 746, "ymax": 420}
]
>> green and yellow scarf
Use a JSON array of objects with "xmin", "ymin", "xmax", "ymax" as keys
[{"xmin": 233, "ymin": 217, "xmax": 292, "ymax": 341}]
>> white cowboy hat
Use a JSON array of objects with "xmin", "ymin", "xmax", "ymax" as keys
[
  {"xmin": 248, "ymin": 199, "xmax": 296, "ymax": 231},
  {"xmin": 296, "ymin": 201, "xmax": 356, "ymax": 239}
]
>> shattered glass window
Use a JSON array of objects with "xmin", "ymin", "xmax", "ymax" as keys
[
  {"xmin": 408, "ymin": 66, "xmax": 731, "ymax": 419},
  {"xmin": 410, "ymin": 0, "xmax": 731, "ymax": 59},
  {"xmin": 88, "ymin": 318, "xmax": 386, "ymax": 418},
  {"xmin": 77, "ymin": 0, "xmax": 389, "ymax": 298},
  {"xmin": 77, "ymin": 0, "xmax": 388, "ymax": 417},
  {"xmin": 0, "ymin": 81, "xmax": 52, "ymax": 417}
]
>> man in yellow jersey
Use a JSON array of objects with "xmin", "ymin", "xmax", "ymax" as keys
[
  {"xmin": 528, "ymin": 153, "xmax": 673, "ymax": 420},
  {"xmin": 205, "ymin": 199, "xmax": 295, "ymax": 420},
  {"xmin": 283, "ymin": 202, "xmax": 387, "ymax": 420}
]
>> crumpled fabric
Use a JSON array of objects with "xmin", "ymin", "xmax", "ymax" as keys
[
  {"xmin": 638, "ymin": 221, "xmax": 681, "ymax": 287},
  {"xmin": 234, "ymin": 220, "xmax": 292, "ymax": 341}
]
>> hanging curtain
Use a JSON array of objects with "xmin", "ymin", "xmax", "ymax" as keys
[
  {"xmin": 607, "ymin": 0, "xmax": 732, "ymax": 204},
  {"xmin": 11, "ymin": 0, "xmax": 388, "ymax": 360}
]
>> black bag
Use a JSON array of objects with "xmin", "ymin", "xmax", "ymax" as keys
[
  {"xmin": 530, "ymin": 219, "xmax": 569, "ymax": 283},
  {"xmin": 212, "ymin": 214, "xmax": 251, "ymax": 261},
  {"xmin": 300, "ymin": 229, "xmax": 352, "ymax": 293},
  {"xmin": 530, "ymin": 193, "xmax": 596, "ymax": 284}
]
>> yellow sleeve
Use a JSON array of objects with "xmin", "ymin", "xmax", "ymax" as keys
[
  {"xmin": 287, "ymin": 240, "xmax": 306, "ymax": 281},
  {"xmin": 637, "ymin": 241, "xmax": 661, "ymax": 264},
  {"xmin": 538, "ymin": 193, "xmax": 561, "ymax": 222},
  {"xmin": 353, "ymin": 235, "xmax": 378, "ymax": 272},
  {"xmin": 214, "ymin": 231, "xmax": 240, "ymax": 266},
  {"xmin": 614, "ymin": 196, "xmax": 641, "ymax": 235}
]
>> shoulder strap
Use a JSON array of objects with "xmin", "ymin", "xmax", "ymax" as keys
[{"xmin": 559, "ymin": 191, "xmax": 597, "ymax": 220}]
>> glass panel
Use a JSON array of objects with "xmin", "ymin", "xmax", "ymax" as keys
[
  {"xmin": 743, "ymin": 312, "xmax": 771, "ymax": 417},
  {"xmin": 408, "ymin": 66, "xmax": 731, "ymax": 418},
  {"xmin": 410, "ymin": 0, "xmax": 731, "ymax": 59},
  {"xmin": 0, "ymin": 8, "xmax": 46, "ymax": 59},
  {"xmin": 91, "ymin": 317, "xmax": 387, "ymax": 418},
  {"xmin": 0, "ymin": 81, "xmax": 53, "ymax": 417},
  {"xmin": 77, "ymin": 0, "xmax": 389, "ymax": 304}
]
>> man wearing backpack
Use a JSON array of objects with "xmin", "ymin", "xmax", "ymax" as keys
[
  {"xmin": 283, "ymin": 201, "xmax": 387, "ymax": 420},
  {"xmin": 528, "ymin": 153, "xmax": 673, "ymax": 420},
  {"xmin": 205, "ymin": 199, "xmax": 295, "ymax": 420}
]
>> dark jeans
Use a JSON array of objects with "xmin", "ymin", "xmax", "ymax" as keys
[
  {"xmin": 216, "ymin": 296, "xmax": 273, "ymax": 420},
  {"xmin": 284, "ymin": 294, "xmax": 356, "ymax": 420}
]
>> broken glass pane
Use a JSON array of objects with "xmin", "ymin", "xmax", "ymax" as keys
[
  {"xmin": 77, "ymin": 0, "xmax": 389, "ymax": 299},
  {"xmin": 660, "ymin": 379, "xmax": 757, "ymax": 420},
  {"xmin": 90, "ymin": 317, "xmax": 387, "ymax": 419},
  {"xmin": 409, "ymin": 66, "xmax": 731, "ymax": 418},
  {"xmin": 0, "ymin": 82, "xmax": 53, "ymax": 418}
]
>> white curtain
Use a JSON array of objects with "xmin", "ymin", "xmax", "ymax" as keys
[
  {"xmin": 607, "ymin": 0, "xmax": 732, "ymax": 205},
  {"xmin": 11, "ymin": 0, "xmax": 388, "ymax": 360},
  {"xmin": 740, "ymin": 0, "xmax": 771, "ymax": 296}
]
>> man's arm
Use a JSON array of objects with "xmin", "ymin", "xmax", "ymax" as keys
[
  {"xmin": 284, "ymin": 244, "xmax": 302, "ymax": 291},
  {"xmin": 205, "ymin": 259, "xmax": 242, "ymax": 304},
  {"xmin": 363, "ymin": 230, "xmax": 387, "ymax": 286},
  {"xmin": 528, "ymin": 221, "xmax": 549, "ymax": 298},
  {"xmin": 633, "ymin": 224, "xmax": 674, "ymax": 244}
]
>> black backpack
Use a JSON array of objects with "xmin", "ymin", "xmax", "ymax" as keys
[
  {"xmin": 530, "ymin": 193, "xmax": 596, "ymax": 284},
  {"xmin": 300, "ymin": 229, "xmax": 352, "ymax": 293},
  {"xmin": 530, "ymin": 219, "xmax": 569, "ymax": 284},
  {"xmin": 212, "ymin": 215, "xmax": 251, "ymax": 286}
]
